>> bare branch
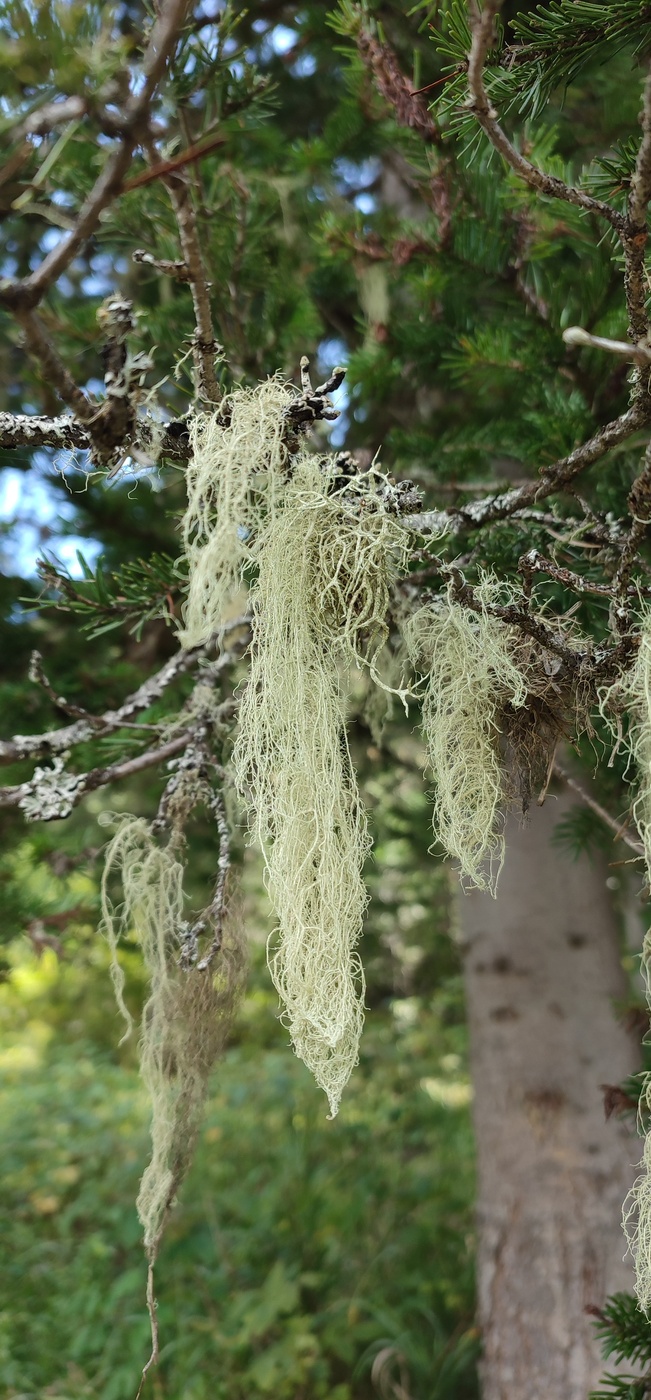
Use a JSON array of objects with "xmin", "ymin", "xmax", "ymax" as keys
[
  {"xmin": 148, "ymin": 136, "xmax": 223, "ymax": 403},
  {"xmin": 357, "ymin": 27, "xmax": 441, "ymax": 145},
  {"xmin": 28, "ymin": 650, "xmax": 105, "ymax": 726},
  {"xmin": 123, "ymin": 131, "xmax": 227, "ymax": 193},
  {"xmin": 563, "ymin": 325, "xmax": 651, "ymax": 364},
  {"xmin": 133, "ymin": 248, "xmax": 191, "ymax": 282}
]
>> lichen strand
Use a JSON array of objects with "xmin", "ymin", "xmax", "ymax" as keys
[
  {"xmin": 179, "ymin": 376, "xmax": 296, "ymax": 649},
  {"xmin": 603, "ymin": 610, "xmax": 651, "ymax": 884},
  {"xmin": 624, "ymin": 1029, "xmax": 651, "ymax": 1315},
  {"xmin": 233, "ymin": 458, "xmax": 409, "ymax": 1116},
  {"xmin": 607, "ymin": 615, "xmax": 651, "ymax": 1309},
  {"xmin": 100, "ymin": 816, "xmax": 247, "ymax": 1260},
  {"xmin": 405, "ymin": 578, "xmax": 531, "ymax": 894}
]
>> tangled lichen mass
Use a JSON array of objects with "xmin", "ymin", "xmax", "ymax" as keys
[{"xmin": 233, "ymin": 456, "xmax": 410, "ymax": 1115}]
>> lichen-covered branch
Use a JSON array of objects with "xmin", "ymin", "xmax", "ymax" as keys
[
  {"xmin": 0, "ymin": 731, "xmax": 192, "ymax": 815},
  {"xmin": 0, "ymin": 618, "xmax": 249, "ymax": 767},
  {"xmin": 406, "ymin": 403, "xmax": 649, "ymax": 535}
]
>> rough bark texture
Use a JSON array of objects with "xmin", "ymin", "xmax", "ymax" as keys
[{"xmin": 459, "ymin": 792, "xmax": 640, "ymax": 1400}]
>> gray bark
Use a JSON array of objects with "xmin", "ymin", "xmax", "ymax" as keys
[{"xmin": 459, "ymin": 793, "xmax": 640, "ymax": 1400}]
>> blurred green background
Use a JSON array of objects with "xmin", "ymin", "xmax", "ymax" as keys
[{"xmin": 0, "ymin": 753, "xmax": 477, "ymax": 1400}]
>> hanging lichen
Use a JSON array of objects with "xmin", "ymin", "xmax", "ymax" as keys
[
  {"xmin": 179, "ymin": 376, "xmax": 295, "ymax": 649},
  {"xmin": 404, "ymin": 576, "xmax": 532, "ymax": 894},
  {"xmin": 232, "ymin": 457, "xmax": 409, "ymax": 1116},
  {"xmin": 603, "ymin": 612, "xmax": 651, "ymax": 1310},
  {"xmin": 100, "ymin": 816, "xmax": 247, "ymax": 1262},
  {"xmin": 624, "ymin": 1006, "xmax": 651, "ymax": 1315},
  {"xmin": 602, "ymin": 610, "xmax": 651, "ymax": 884}
]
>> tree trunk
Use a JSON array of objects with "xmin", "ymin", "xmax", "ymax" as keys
[{"xmin": 459, "ymin": 793, "xmax": 639, "ymax": 1400}]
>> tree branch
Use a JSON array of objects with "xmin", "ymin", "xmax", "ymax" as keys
[
  {"xmin": 0, "ymin": 731, "xmax": 193, "ymax": 814},
  {"xmin": 465, "ymin": 0, "xmax": 625, "ymax": 235},
  {"xmin": 625, "ymin": 62, "xmax": 651, "ymax": 344},
  {"xmin": 552, "ymin": 758, "xmax": 644, "ymax": 859},
  {"xmin": 405, "ymin": 404, "xmax": 649, "ymax": 535},
  {"xmin": 13, "ymin": 307, "xmax": 95, "ymax": 421},
  {"xmin": 145, "ymin": 133, "xmax": 223, "ymax": 403},
  {"xmin": 0, "ymin": 0, "xmax": 190, "ymax": 312}
]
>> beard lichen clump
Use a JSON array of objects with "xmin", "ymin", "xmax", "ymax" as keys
[
  {"xmin": 405, "ymin": 577, "xmax": 531, "ymax": 894},
  {"xmin": 624, "ymin": 989, "xmax": 651, "ymax": 1315},
  {"xmin": 605, "ymin": 612, "xmax": 651, "ymax": 1310},
  {"xmin": 179, "ymin": 376, "xmax": 295, "ymax": 649},
  {"xmin": 233, "ymin": 457, "xmax": 409, "ymax": 1116},
  {"xmin": 100, "ymin": 816, "xmax": 247, "ymax": 1262},
  {"xmin": 603, "ymin": 609, "xmax": 651, "ymax": 883}
]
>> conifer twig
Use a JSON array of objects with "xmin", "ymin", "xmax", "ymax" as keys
[
  {"xmin": 625, "ymin": 62, "xmax": 651, "ymax": 344},
  {"xmin": 447, "ymin": 565, "xmax": 586, "ymax": 666},
  {"xmin": 13, "ymin": 308, "xmax": 95, "ymax": 421},
  {"xmin": 0, "ymin": 731, "xmax": 193, "ymax": 813},
  {"xmin": 0, "ymin": 0, "xmax": 190, "ymax": 312},
  {"xmin": 0, "ymin": 618, "xmax": 250, "ymax": 766},
  {"xmin": 28, "ymin": 651, "xmax": 105, "ymax": 726},
  {"xmin": 563, "ymin": 326, "xmax": 651, "ymax": 364},
  {"xmin": 0, "ymin": 411, "xmax": 190, "ymax": 459},
  {"xmin": 552, "ymin": 759, "xmax": 644, "ymax": 858},
  {"xmin": 144, "ymin": 134, "xmax": 223, "ymax": 403},
  {"xmin": 465, "ymin": 0, "xmax": 626, "ymax": 235},
  {"xmin": 406, "ymin": 403, "xmax": 648, "ymax": 534},
  {"xmin": 517, "ymin": 549, "xmax": 615, "ymax": 598}
]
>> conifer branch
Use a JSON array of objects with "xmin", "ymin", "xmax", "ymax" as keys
[
  {"xmin": 146, "ymin": 135, "xmax": 223, "ymax": 404},
  {"xmin": 13, "ymin": 308, "xmax": 95, "ymax": 422},
  {"xmin": 624, "ymin": 62, "xmax": 651, "ymax": 345},
  {"xmin": 446, "ymin": 565, "xmax": 587, "ymax": 666},
  {"xmin": 465, "ymin": 0, "xmax": 626, "ymax": 235},
  {"xmin": 517, "ymin": 549, "xmax": 616, "ymax": 598},
  {"xmin": 0, "ymin": 731, "xmax": 193, "ymax": 814},
  {"xmin": 132, "ymin": 249, "xmax": 192, "ymax": 282},
  {"xmin": 563, "ymin": 325, "xmax": 651, "ymax": 363},
  {"xmin": 355, "ymin": 22, "xmax": 450, "ymax": 243},
  {"xmin": 630, "ymin": 64, "xmax": 651, "ymax": 231},
  {"xmin": 552, "ymin": 759, "xmax": 645, "ymax": 858},
  {"xmin": 406, "ymin": 404, "xmax": 649, "ymax": 534},
  {"xmin": 0, "ymin": 0, "xmax": 190, "ymax": 313},
  {"xmin": 0, "ymin": 411, "xmax": 189, "ymax": 459},
  {"xmin": 357, "ymin": 27, "xmax": 442, "ymax": 146},
  {"xmin": 0, "ymin": 619, "xmax": 249, "ymax": 767}
]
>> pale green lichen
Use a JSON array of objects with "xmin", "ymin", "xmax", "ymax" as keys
[
  {"xmin": 233, "ymin": 458, "xmax": 409, "ymax": 1115},
  {"xmin": 179, "ymin": 376, "xmax": 295, "ymax": 649},
  {"xmin": 100, "ymin": 816, "xmax": 246, "ymax": 1259},
  {"xmin": 605, "ymin": 614, "xmax": 651, "ymax": 1310},
  {"xmin": 404, "ymin": 577, "xmax": 531, "ymax": 894}
]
